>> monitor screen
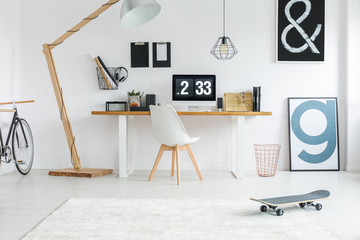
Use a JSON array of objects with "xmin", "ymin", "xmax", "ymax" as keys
[{"xmin": 172, "ymin": 75, "xmax": 216, "ymax": 101}]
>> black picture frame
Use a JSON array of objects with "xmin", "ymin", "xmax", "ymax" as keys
[
  {"xmin": 277, "ymin": 0, "xmax": 325, "ymax": 62},
  {"xmin": 288, "ymin": 97, "xmax": 340, "ymax": 171}
]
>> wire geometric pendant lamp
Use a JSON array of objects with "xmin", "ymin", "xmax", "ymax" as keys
[{"xmin": 211, "ymin": 0, "xmax": 238, "ymax": 60}]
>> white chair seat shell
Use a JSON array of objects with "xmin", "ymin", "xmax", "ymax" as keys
[{"xmin": 150, "ymin": 105, "xmax": 200, "ymax": 146}]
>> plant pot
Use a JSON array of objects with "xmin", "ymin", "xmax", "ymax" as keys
[{"xmin": 128, "ymin": 93, "xmax": 143, "ymax": 107}]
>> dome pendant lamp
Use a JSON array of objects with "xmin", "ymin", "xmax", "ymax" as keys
[
  {"xmin": 210, "ymin": 0, "xmax": 238, "ymax": 60},
  {"xmin": 121, "ymin": 0, "xmax": 161, "ymax": 27}
]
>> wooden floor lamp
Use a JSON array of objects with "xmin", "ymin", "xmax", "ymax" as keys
[{"xmin": 43, "ymin": 0, "xmax": 161, "ymax": 177}]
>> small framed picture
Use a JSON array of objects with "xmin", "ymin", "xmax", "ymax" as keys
[{"xmin": 288, "ymin": 97, "xmax": 339, "ymax": 171}]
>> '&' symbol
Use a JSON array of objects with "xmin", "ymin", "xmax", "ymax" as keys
[{"xmin": 281, "ymin": 0, "xmax": 322, "ymax": 54}]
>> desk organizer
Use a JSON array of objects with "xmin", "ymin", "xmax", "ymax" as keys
[
  {"xmin": 106, "ymin": 101, "xmax": 128, "ymax": 111},
  {"xmin": 96, "ymin": 67, "xmax": 120, "ymax": 90},
  {"xmin": 224, "ymin": 92, "xmax": 253, "ymax": 112}
]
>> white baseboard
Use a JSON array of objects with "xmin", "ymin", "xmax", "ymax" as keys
[
  {"xmin": 345, "ymin": 165, "xmax": 360, "ymax": 171},
  {"xmin": 0, "ymin": 166, "xmax": 16, "ymax": 175}
]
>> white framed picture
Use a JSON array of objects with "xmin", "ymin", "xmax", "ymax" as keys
[{"xmin": 288, "ymin": 97, "xmax": 339, "ymax": 171}]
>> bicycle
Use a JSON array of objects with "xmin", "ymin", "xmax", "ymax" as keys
[{"xmin": 0, "ymin": 100, "xmax": 34, "ymax": 175}]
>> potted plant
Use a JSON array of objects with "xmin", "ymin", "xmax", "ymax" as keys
[{"xmin": 128, "ymin": 90, "xmax": 144, "ymax": 107}]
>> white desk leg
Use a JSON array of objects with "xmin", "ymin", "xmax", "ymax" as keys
[
  {"xmin": 231, "ymin": 116, "xmax": 245, "ymax": 179},
  {"xmin": 119, "ymin": 116, "xmax": 127, "ymax": 178},
  {"xmin": 119, "ymin": 116, "xmax": 134, "ymax": 178},
  {"xmin": 127, "ymin": 116, "xmax": 135, "ymax": 176}
]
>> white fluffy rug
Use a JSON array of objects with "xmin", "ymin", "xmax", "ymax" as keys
[{"xmin": 22, "ymin": 198, "xmax": 339, "ymax": 240}]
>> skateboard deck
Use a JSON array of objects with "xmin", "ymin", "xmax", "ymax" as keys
[{"xmin": 250, "ymin": 190, "xmax": 330, "ymax": 216}]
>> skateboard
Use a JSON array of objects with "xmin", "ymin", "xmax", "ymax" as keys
[{"xmin": 250, "ymin": 190, "xmax": 330, "ymax": 216}]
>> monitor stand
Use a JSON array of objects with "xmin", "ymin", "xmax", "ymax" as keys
[{"xmin": 188, "ymin": 106, "xmax": 200, "ymax": 111}]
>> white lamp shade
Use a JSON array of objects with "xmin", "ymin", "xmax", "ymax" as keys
[{"xmin": 121, "ymin": 0, "xmax": 161, "ymax": 27}]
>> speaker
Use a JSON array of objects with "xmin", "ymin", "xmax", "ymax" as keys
[
  {"xmin": 146, "ymin": 94, "xmax": 156, "ymax": 107},
  {"xmin": 217, "ymin": 97, "xmax": 223, "ymax": 111}
]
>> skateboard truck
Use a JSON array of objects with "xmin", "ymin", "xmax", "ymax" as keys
[
  {"xmin": 299, "ymin": 201, "xmax": 322, "ymax": 210},
  {"xmin": 260, "ymin": 205, "xmax": 284, "ymax": 216},
  {"xmin": 260, "ymin": 201, "xmax": 322, "ymax": 216}
]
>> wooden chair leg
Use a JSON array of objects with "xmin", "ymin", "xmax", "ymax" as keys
[
  {"xmin": 148, "ymin": 144, "xmax": 165, "ymax": 181},
  {"xmin": 186, "ymin": 145, "xmax": 203, "ymax": 180},
  {"xmin": 171, "ymin": 150, "xmax": 175, "ymax": 177},
  {"xmin": 175, "ymin": 145, "xmax": 180, "ymax": 185}
]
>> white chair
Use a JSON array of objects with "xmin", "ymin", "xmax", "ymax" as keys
[{"xmin": 148, "ymin": 105, "xmax": 203, "ymax": 185}]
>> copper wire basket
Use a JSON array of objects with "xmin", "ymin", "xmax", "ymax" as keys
[{"xmin": 254, "ymin": 144, "xmax": 281, "ymax": 177}]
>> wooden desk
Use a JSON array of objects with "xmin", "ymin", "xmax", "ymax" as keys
[{"xmin": 92, "ymin": 111, "xmax": 272, "ymax": 178}]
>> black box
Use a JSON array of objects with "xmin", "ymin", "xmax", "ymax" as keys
[
  {"xmin": 146, "ymin": 94, "xmax": 156, "ymax": 107},
  {"xmin": 130, "ymin": 106, "xmax": 149, "ymax": 111}
]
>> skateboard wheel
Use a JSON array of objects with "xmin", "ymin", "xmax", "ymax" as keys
[
  {"xmin": 276, "ymin": 209, "xmax": 284, "ymax": 216},
  {"xmin": 299, "ymin": 203, "xmax": 306, "ymax": 208},
  {"xmin": 260, "ymin": 205, "xmax": 267, "ymax": 212},
  {"xmin": 315, "ymin": 203, "xmax": 322, "ymax": 211}
]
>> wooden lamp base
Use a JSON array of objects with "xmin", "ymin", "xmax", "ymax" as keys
[{"xmin": 48, "ymin": 168, "xmax": 113, "ymax": 178}]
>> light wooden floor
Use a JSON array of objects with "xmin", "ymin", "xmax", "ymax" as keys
[{"xmin": 0, "ymin": 170, "xmax": 359, "ymax": 239}]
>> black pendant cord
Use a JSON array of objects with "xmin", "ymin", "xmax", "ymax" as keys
[
  {"xmin": 223, "ymin": 0, "xmax": 226, "ymax": 37},
  {"xmin": 210, "ymin": 0, "xmax": 238, "ymax": 59}
]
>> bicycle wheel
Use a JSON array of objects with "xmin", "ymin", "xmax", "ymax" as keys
[{"xmin": 12, "ymin": 119, "xmax": 34, "ymax": 175}]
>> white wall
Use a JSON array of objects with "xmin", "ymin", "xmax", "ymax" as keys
[
  {"xmin": 20, "ymin": 0, "xmax": 347, "ymax": 172},
  {"xmin": 0, "ymin": 0, "xmax": 21, "ymax": 175},
  {"xmin": 346, "ymin": 0, "xmax": 360, "ymax": 171}
]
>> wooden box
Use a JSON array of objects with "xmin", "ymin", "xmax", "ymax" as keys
[{"xmin": 224, "ymin": 92, "xmax": 253, "ymax": 112}]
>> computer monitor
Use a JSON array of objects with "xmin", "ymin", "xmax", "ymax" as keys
[{"xmin": 172, "ymin": 74, "xmax": 216, "ymax": 111}]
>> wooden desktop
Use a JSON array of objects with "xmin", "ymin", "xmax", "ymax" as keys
[{"xmin": 92, "ymin": 111, "xmax": 271, "ymax": 116}]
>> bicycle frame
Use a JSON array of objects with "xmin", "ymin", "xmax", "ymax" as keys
[{"xmin": 0, "ymin": 108, "xmax": 29, "ymax": 162}]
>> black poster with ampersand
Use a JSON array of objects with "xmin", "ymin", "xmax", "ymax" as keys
[{"xmin": 277, "ymin": 0, "xmax": 325, "ymax": 62}]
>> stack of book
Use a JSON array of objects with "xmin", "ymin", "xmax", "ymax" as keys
[{"xmin": 253, "ymin": 87, "xmax": 261, "ymax": 112}]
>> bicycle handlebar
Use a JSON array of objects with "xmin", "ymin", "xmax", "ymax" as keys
[
  {"xmin": 0, "ymin": 109, "xmax": 16, "ymax": 112},
  {"xmin": 0, "ymin": 100, "xmax": 35, "ymax": 105}
]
